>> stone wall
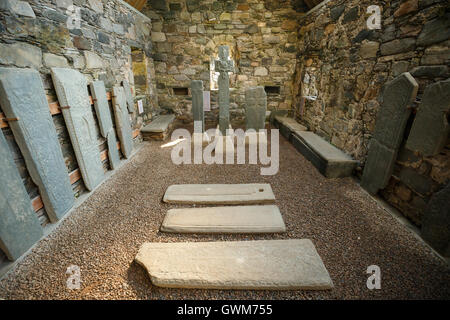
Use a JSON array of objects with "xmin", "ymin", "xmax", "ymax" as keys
[
  {"xmin": 0, "ymin": 0, "xmax": 158, "ymax": 229},
  {"xmin": 142, "ymin": 0, "xmax": 300, "ymax": 125},
  {"xmin": 293, "ymin": 0, "xmax": 449, "ymax": 226}
]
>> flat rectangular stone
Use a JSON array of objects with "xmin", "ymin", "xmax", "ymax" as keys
[
  {"xmin": 292, "ymin": 131, "xmax": 357, "ymax": 178},
  {"xmin": 0, "ymin": 130, "xmax": 43, "ymax": 261},
  {"xmin": 161, "ymin": 205, "xmax": 286, "ymax": 233},
  {"xmin": 51, "ymin": 67, "xmax": 105, "ymax": 191},
  {"xmin": 89, "ymin": 80, "xmax": 113, "ymax": 138},
  {"xmin": 135, "ymin": 239, "xmax": 334, "ymax": 290},
  {"xmin": 245, "ymin": 86, "xmax": 267, "ymax": 131},
  {"xmin": 107, "ymin": 130, "xmax": 120, "ymax": 170},
  {"xmin": 122, "ymin": 79, "xmax": 135, "ymax": 113},
  {"xmin": 0, "ymin": 68, "xmax": 74, "ymax": 222},
  {"xmin": 112, "ymin": 86, "xmax": 133, "ymax": 159},
  {"xmin": 163, "ymin": 184, "xmax": 276, "ymax": 204}
]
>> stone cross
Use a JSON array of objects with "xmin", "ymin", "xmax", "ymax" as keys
[
  {"xmin": 245, "ymin": 86, "xmax": 267, "ymax": 131},
  {"xmin": 191, "ymin": 80, "xmax": 204, "ymax": 133},
  {"xmin": 215, "ymin": 45, "xmax": 234, "ymax": 135}
]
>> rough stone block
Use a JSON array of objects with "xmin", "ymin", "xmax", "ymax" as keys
[
  {"xmin": 0, "ymin": 130, "xmax": 43, "ymax": 261},
  {"xmin": 135, "ymin": 239, "xmax": 334, "ymax": 290},
  {"xmin": 245, "ymin": 86, "xmax": 267, "ymax": 131},
  {"xmin": 0, "ymin": 0, "xmax": 35, "ymax": 18},
  {"xmin": 141, "ymin": 114, "xmax": 175, "ymax": 141},
  {"xmin": 361, "ymin": 139, "xmax": 397, "ymax": 195},
  {"xmin": 406, "ymin": 79, "xmax": 450, "ymax": 156},
  {"xmin": 0, "ymin": 68, "xmax": 74, "ymax": 221},
  {"xmin": 373, "ymin": 72, "xmax": 418, "ymax": 150},
  {"xmin": 0, "ymin": 42, "xmax": 42, "ymax": 69},
  {"xmin": 51, "ymin": 67, "xmax": 105, "ymax": 191}
]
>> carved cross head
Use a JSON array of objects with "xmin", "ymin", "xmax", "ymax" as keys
[{"xmin": 215, "ymin": 45, "xmax": 234, "ymax": 73}]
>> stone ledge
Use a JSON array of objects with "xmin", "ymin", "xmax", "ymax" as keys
[
  {"xmin": 273, "ymin": 115, "xmax": 308, "ymax": 140},
  {"xmin": 292, "ymin": 131, "xmax": 357, "ymax": 178}
]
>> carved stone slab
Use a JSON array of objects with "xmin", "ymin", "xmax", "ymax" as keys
[
  {"xmin": 89, "ymin": 80, "xmax": 113, "ymax": 138},
  {"xmin": 112, "ymin": 86, "xmax": 133, "ymax": 159},
  {"xmin": 191, "ymin": 80, "xmax": 204, "ymax": 133},
  {"xmin": 215, "ymin": 45, "xmax": 234, "ymax": 135},
  {"xmin": 0, "ymin": 130, "xmax": 43, "ymax": 261},
  {"xmin": 135, "ymin": 239, "xmax": 334, "ymax": 290},
  {"xmin": 0, "ymin": 68, "xmax": 74, "ymax": 221},
  {"xmin": 245, "ymin": 86, "xmax": 267, "ymax": 131},
  {"xmin": 51, "ymin": 67, "xmax": 105, "ymax": 191},
  {"xmin": 406, "ymin": 79, "xmax": 450, "ymax": 156},
  {"xmin": 107, "ymin": 129, "xmax": 120, "ymax": 170},
  {"xmin": 122, "ymin": 79, "xmax": 135, "ymax": 113},
  {"xmin": 161, "ymin": 205, "xmax": 286, "ymax": 234},
  {"xmin": 163, "ymin": 184, "xmax": 276, "ymax": 204}
]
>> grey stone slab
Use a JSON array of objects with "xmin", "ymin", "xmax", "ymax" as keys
[
  {"xmin": 215, "ymin": 46, "xmax": 234, "ymax": 135},
  {"xmin": 135, "ymin": 239, "xmax": 334, "ymax": 290},
  {"xmin": 112, "ymin": 86, "xmax": 133, "ymax": 159},
  {"xmin": 0, "ymin": 68, "xmax": 74, "ymax": 222},
  {"xmin": 163, "ymin": 184, "xmax": 276, "ymax": 205},
  {"xmin": 292, "ymin": 131, "xmax": 357, "ymax": 178},
  {"xmin": 191, "ymin": 80, "xmax": 204, "ymax": 133},
  {"xmin": 245, "ymin": 86, "xmax": 267, "ymax": 131},
  {"xmin": 89, "ymin": 80, "xmax": 113, "ymax": 138},
  {"xmin": 361, "ymin": 139, "xmax": 397, "ymax": 195},
  {"xmin": 275, "ymin": 116, "xmax": 307, "ymax": 139},
  {"xmin": 406, "ymin": 79, "xmax": 450, "ymax": 156},
  {"xmin": 51, "ymin": 67, "xmax": 105, "ymax": 191},
  {"xmin": 141, "ymin": 114, "xmax": 175, "ymax": 133},
  {"xmin": 0, "ymin": 130, "xmax": 43, "ymax": 261},
  {"xmin": 373, "ymin": 72, "xmax": 418, "ymax": 150},
  {"xmin": 161, "ymin": 205, "xmax": 286, "ymax": 234},
  {"xmin": 107, "ymin": 129, "xmax": 120, "ymax": 170},
  {"xmin": 0, "ymin": 0, "xmax": 36, "ymax": 18},
  {"xmin": 421, "ymin": 183, "xmax": 450, "ymax": 257},
  {"xmin": 122, "ymin": 79, "xmax": 135, "ymax": 113}
]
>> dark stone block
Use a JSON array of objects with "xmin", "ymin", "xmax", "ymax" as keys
[
  {"xmin": 421, "ymin": 183, "xmax": 450, "ymax": 257},
  {"xmin": 343, "ymin": 6, "xmax": 359, "ymax": 23},
  {"xmin": 330, "ymin": 4, "xmax": 345, "ymax": 21},
  {"xmin": 97, "ymin": 31, "xmax": 109, "ymax": 44},
  {"xmin": 410, "ymin": 65, "xmax": 448, "ymax": 78},
  {"xmin": 417, "ymin": 13, "xmax": 450, "ymax": 47},
  {"xmin": 361, "ymin": 138, "xmax": 397, "ymax": 195},
  {"xmin": 43, "ymin": 9, "xmax": 68, "ymax": 23},
  {"xmin": 244, "ymin": 24, "xmax": 259, "ymax": 34},
  {"xmin": 352, "ymin": 29, "xmax": 376, "ymax": 44},
  {"xmin": 169, "ymin": 3, "xmax": 182, "ymax": 11},
  {"xmin": 186, "ymin": 0, "xmax": 200, "ymax": 12},
  {"xmin": 406, "ymin": 79, "xmax": 450, "ymax": 156},
  {"xmin": 151, "ymin": 0, "xmax": 167, "ymax": 11},
  {"xmin": 399, "ymin": 167, "xmax": 433, "ymax": 196},
  {"xmin": 73, "ymin": 36, "xmax": 91, "ymax": 50},
  {"xmin": 380, "ymin": 38, "xmax": 416, "ymax": 56}
]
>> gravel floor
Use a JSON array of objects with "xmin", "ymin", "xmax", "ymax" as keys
[{"xmin": 0, "ymin": 128, "xmax": 449, "ymax": 300}]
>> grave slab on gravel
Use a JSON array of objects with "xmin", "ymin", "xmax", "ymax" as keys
[
  {"xmin": 161, "ymin": 205, "xmax": 286, "ymax": 233},
  {"xmin": 135, "ymin": 239, "xmax": 334, "ymax": 290},
  {"xmin": 162, "ymin": 184, "xmax": 276, "ymax": 204}
]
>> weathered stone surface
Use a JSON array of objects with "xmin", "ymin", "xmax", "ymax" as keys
[
  {"xmin": 359, "ymin": 41, "xmax": 380, "ymax": 58},
  {"xmin": 0, "ymin": 42, "xmax": 42, "ymax": 69},
  {"xmin": 361, "ymin": 139, "xmax": 397, "ymax": 195},
  {"xmin": 0, "ymin": 68, "xmax": 74, "ymax": 221},
  {"xmin": 373, "ymin": 72, "xmax": 418, "ymax": 149},
  {"xmin": 43, "ymin": 53, "xmax": 69, "ymax": 68},
  {"xmin": 151, "ymin": 31, "xmax": 166, "ymax": 42},
  {"xmin": 106, "ymin": 130, "xmax": 120, "ymax": 170},
  {"xmin": 112, "ymin": 86, "xmax": 133, "ymax": 159},
  {"xmin": 51, "ymin": 67, "xmax": 105, "ymax": 191},
  {"xmin": 410, "ymin": 65, "xmax": 448, "ymax": 78},
  {"xmin": 292, "ymin": 131, "xmax": 357, "ymax": 178},
  {"xmin": 163, "ymin": 184, "xmax": 276, "ymax": 205},
  {"xmin": 406, "ymin": 79, "xmax": 450, "ymax": 156},
  {"xmin": 122, "ymin": 79, "xmax": 135, "ymax": 113},
  {"xmin": 83, "ymin": 51, "xmax": 104, "ymax": 69},
  {"xmin": 417, "ymin": 13, "xmax": 450, "ymax": 47},
  {"xmin": 191, "ymin": 80, "xmax": 204, "ymax": 133},
  {"xmin": 161, "ymin": 205, "xmax": 286, "ymax": 234},
  {"xmin": 275, "ymin": 116, "xmax": 307, "ymax": 139},
  {"xmin": 141, "ymin": 114, "xmax": 175, "ymax": 133},
  {"xmin": 0, "ymin": 0, "xmax": 35, "ymax": 18},
  {"xmin": 215, "ymin": 46, "xmax": 234, "ymax": 135},
  {"xmin": 0, "ymin": 130, "xmax": 43, "ymax": 261},
  {"xmin": 245, "ymin": 86, "xmax": 267, "ymax": 131},
  {"xmin": 89, "ymin": 80, "xmax": 113, "ymax": 138},
  {"xmin": 421, "ymin": 183, "xmax": 450, "ymax": 257},
  {"xmin": 87, "ymin": 0, "xmax": 103, "ymax": 13},
  {"xmin": 380, "ymin": 38, "xmax": 416, "ymax": 56},
  {"xmin": 135, "ymin": 239, "xmax": 334, "ymax": 290}
]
